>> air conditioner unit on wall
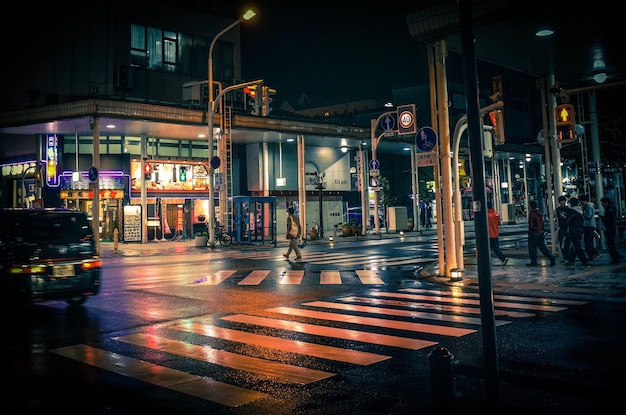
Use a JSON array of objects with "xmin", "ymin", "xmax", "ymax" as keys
[
  {"xmin": 182, "ymin": 83, "xmax": 208, "ymax": 108},
  {"xmin": 115, "ymin": 64, "xmax": 133, "ymax": 89}
]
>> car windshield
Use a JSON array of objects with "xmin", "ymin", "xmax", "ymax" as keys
[{"xmin": 0, "ymin": 211, "xmax": 93, "ymax": 244}]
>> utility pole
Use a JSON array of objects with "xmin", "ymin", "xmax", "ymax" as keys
[{"xmin": 314, "ymin": 172, "xmax": 326, "ymax": 238}]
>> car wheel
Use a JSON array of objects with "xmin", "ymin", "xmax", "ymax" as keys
[{"xmin": 66, "ymin": 296, "xmax": 88, "ymax": 306}]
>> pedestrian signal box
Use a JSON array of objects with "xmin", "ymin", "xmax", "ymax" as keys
[{"xmin": 555, "ymin": 104, "xmax": 577, "ymax": 143}]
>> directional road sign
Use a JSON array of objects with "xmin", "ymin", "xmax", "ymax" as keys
[{"xmin": 380, "ymin": 114, "xmax": 395, "ymax": 132}]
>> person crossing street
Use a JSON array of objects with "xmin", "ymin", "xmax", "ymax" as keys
[
  {"xmin": 487, "ymin": 202, "xmax": 509, "ymax": 265},
  {"xmin": 580, "ymin": 195, "xmax": 600, "ymax": 260},
  {"xmin": 600, "ymin": 197, "xmax": 624, "ymax": 265},
  {"xmin": 283, "ymin": 207, "xmax": 302, "ymax": 261},
  {"xmin": 527, "ymin": 200, "xmax": 556, "ymax": 267}
]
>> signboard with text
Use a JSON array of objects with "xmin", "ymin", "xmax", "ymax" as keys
[{"xmin": 415, "ymin": 151, "xmax": 438, "ymax": 167}]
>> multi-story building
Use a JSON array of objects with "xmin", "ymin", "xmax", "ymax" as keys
[{"xmin": 0, "ymin": 1, "xmax": 549, "ymax": 245}]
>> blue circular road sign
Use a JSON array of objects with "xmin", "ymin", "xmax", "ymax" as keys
[{"xmin": 416, "ymin": 127, "xmax": 437, "ymax": 152}]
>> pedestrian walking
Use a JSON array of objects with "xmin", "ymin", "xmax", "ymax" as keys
[
  {"xmin": 426, "ymin": 202, "xmax": 433, "ymax": 228},
  {"xmin": 580, "ymin": 194, "xmax": 600, "ymax": 260},
  {"xmin": 527, "ymin": 200, "xmax": 556, "ymax": 267},
  {"xmin": 600, "ymin": 197, "xmax": 624, "ymax": 265},
  {"xmin": 555, "ymin": 195, "xmax": 570, "ymax": 260},
  {"xmin": 283, "ymin": 207, "xmax": 302, "ymax": 260},
  {"xmin": 420, "ymin": 200, "xmax": 427, "ymax": 228},
  {"xmin": 563, "ymin": 197, "xmax": 590, "ymax": 267},
  {"xmin": 487, "ymin": 202, "xmax": 508, "ymax": 265}
]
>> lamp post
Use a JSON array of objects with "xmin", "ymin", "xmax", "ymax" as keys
[{"xmin": 207, "ymin": 9, "xmax": 256, "ymax": 247}]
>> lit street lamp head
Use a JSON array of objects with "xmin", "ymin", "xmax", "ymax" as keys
[{"xmin": 242, "ymin": 10, "xmax": 256, "ymax": 21}]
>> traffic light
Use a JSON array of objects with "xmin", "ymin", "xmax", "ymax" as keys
[
  {"xmin": 144, "ymin": 163, "xmax": 153, "ymax": 180},
  {"xmin": 554, "ymin": 104, "xmax": 577, "ymax": 143},
  {"xmin": 261, "ymin": 85, "xmax": 276, "ymax": 117},
  {"xmin": 34, "ymin": 165, "xmax": 43, "ymax": 187},
  {"xmin": 244, "ymin": 85, "xmax": 260, "ymax": 116},
  {"xmin": 488, "ymin": 110, "xmax": 505, "ymax": 145},
  {"xmin": 179, "ymin": 166, "xmax": 187, "ymax": 181}
]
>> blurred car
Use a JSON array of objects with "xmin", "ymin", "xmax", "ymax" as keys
[{"xmin": 0, "ymin": 208, "xmax": 101, "ymax": 306}]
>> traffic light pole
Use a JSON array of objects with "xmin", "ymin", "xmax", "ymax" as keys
[
  {"xmin": 207, "ymin": 79, "xmax": 262, "ymax": 247},
  {"xmin": 551, "ymin": 80, "xmax": 626, "ymax": 218},
  {"xmin": 370, "ymin": 111, "xmax": 395, "ymax": 235}
]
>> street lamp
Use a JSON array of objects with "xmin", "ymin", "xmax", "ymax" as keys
[{"xmin": 207, "ymin": 9, "xmax": 256, "ymax": 247}]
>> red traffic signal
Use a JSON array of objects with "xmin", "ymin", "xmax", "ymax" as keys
[
  {"xmin": 488, "ymin": 110, "xmax": 505, "ymax": 145},
  {"xmin": 243, "ymin": 85, "xmax": 257, "ymax": 98}
]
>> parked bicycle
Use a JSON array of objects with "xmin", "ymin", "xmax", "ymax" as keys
[
  {"xmin": 514, "ymin": 204, "xmax": 527, "ymax": 224},
  {"xmin": 214, "ymin": 224, "xmax": 233, "ymax": 246}
]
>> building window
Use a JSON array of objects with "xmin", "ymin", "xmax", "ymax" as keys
[
  {"xmin": 147, "ymin": 27, "xmax": 163, "ymax": 70},
  {"xmin": 131, "ymin": 24, "xmax": 148, "ymax": 68},
  {"xmin": 163, "ymin": 31, "xmax": 178, "ymax": 72},
  {"xmin": 130, "ymin": 24, "xmax": 234, "ymax": 80}
]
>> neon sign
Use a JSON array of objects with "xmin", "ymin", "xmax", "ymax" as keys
[{"xmin": 46, "ymin": 134, "xmax": 59, "ymax": 186}]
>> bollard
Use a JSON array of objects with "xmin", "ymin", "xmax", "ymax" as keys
[
  {"xmin": 113, "ymin": 228, "xmax": 119, "ymax": 254},
  {"xmin": 427, "ymin": 346, "xmax": 457, "ymax": 415}
]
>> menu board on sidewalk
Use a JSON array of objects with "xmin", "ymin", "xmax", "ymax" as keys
[{"xmin": 123, "ymin": 205, "xmax": 142, "ymax": 242}]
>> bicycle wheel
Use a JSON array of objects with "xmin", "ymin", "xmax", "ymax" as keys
[{"xmin": 219, "ymin": 233, "xmax": 232, "ymax": 246}]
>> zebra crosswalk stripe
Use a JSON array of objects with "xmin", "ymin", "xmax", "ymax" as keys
[{"xmin": 50, "ymin": 344, "xmax": 268, "ymax": 407}]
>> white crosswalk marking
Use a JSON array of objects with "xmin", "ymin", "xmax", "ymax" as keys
[
  {"xmin": 50, "ymin": 287, "xmax": 588, "ymax": 410},
  {"xmin": 207, "ymin": 249, "xmax": 432, "ymax": 268},
  {"xmin": 280, "ymin": 270, "xmax": 305, "ymax": 284},
  {"xmin": 355, "ymin": 269, "xmax": 385, "ymax": 284},
  {"xmin": 51, "ymin": 344, "xmax": 268, "ymax": 407},
  {"xmin": 238, "ymin": 269, "xmax": 271, "ymax": 285},
  {"xmin": 320, "ymin": 270, "xmax": 342, "ymax": 284}
]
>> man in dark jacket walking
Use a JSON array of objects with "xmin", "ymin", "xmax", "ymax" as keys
[
  {"xmin": 580, "ymin": 194, "xmax": 600, "ymax": 260},
  {"xmin": 527, "ymin": 200, "xmax": 556, "ymax": 267},
  {"xmin": 555, "ymin": 195, "xmax": 570, "ymax": 260},
  {"xmin": 563, "ymin": 197, "xmax": 590, "ymax": 267},
  {"xmin": 600, "ymin": 197, "xmax": 624, "ymax": 264}
]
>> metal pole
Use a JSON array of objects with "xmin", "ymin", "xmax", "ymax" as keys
[
  {"xmin": 411, "ymin": 144, "xmax": 421, "ymax": 233},
  {"xmin": 208, "ymin": 19, "xmax": 241, "ymax": 248},
  {"xmin": 434, "ymin": 39, "xmax": 457, "ymax": 276},
  {"xmin": 428, "ymin": 42, "xmax": 446, "ymax": 277},
  {"xmin": 459, "ymin": 0, "xmax": 499, "ymax": 405}
]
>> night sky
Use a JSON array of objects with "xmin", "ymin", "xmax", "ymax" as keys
[{"xmin": 238, "ymin": 1, "xmax": 430, "ymax": 109}]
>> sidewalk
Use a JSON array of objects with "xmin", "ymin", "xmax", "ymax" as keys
[{"xmin": 420, "ymin": 242, "xmax": 626, "ymax": 300}]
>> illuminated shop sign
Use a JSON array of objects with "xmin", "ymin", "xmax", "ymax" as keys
[{"xmin": 46, "ymin": 134, "xmax": 59, "ymax": 186}]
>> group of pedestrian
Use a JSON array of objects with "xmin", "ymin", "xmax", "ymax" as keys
[
  {"xmin": 555, "ymin": 195, "xmax": 623, "ymax": 266},
  {"xmin": 487, "ymin": 195, "xmax": 623, "ymax": 267}
]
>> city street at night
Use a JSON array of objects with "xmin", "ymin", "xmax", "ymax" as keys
[{"xmin": 4, "ymin": 227, "xmax": 626, "ymax": 414}]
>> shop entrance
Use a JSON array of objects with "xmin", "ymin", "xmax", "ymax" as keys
[{"xmin": 232, "ymin": 196, "xmax": 276, "ymax": 245}]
